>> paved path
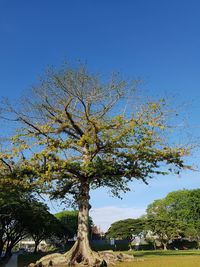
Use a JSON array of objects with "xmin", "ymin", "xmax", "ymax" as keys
[{"xmin": 4, "ymin": 254, "xmax": 18, "ymax": 267}]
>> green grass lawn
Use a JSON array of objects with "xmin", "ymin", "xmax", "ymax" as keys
[
  {"xmin": 116, "ymin": 256, "xmax": 200, "ymax": 267},
  {"xmin": 131, "ymin": 249, "xmax": 200, "ymax": 257},
  {"xmin": 115, "ymin": 250, "xmax": 200, "ymax": 267},
  {"xmin": 18, "ymin": 250, "xmax": 200, "ymax": 267}
]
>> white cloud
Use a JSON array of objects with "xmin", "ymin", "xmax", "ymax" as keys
[{"xmin": 90, "ymin": 206, "xmax": 145, "ymax": 232}]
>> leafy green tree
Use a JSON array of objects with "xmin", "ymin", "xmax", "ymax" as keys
[
  {"xmin": 0, "ymin": 158, "xmax": 62, "ymax": 257},
  {"xmin": 146, "ymin": 189, "xmax": 200, "ymax": 250},
  {"xmin": 2, "ymin": 64, "xmax": 189, "ymax": 266},
  {"xmin": 146, "ymin": 199, "xmax": 183, "ymax": 250},
  {"xmin": 0, "ymin": 186, "xmax": 63, "ymax": 257},
  {"xmin": 55, "ymin": 211, "xmax": 79, "ymax": 239},
  {"xmin": 146, "ymin": 217, "xmax": 184, "ymax": 250},
  {"xmin": 0, "ymin": 159, "xmax": 32, "ymax": 258},
  {"xmin": 22, "ymin": 202, "xmax": 63, "ymax": 253},
  {"xmin": 106, "ymin": 218, "xmax": 144, "ymax": 240},
  {"xmin": 55, "ymin": 210, "xmax": 93, "ymax": 240},
  {"xmin": 165, "ymin": 190, "xmax": 200, "ymax": 242},
  {"xmin": 0, "ymin": 194, "xmax": 28, "ymax": 258}
]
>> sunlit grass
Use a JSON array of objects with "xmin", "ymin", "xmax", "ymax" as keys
[
  {"xmin": 116, "ymin": 256, "xmax": 200, "ymax": 267},
  {"xmin": 115, "ymin": 250, "xmax": 200, "ymax": 267},
  {"xmin": 131, "ymin": 249, "xmax": 200, "ymax": 257}
]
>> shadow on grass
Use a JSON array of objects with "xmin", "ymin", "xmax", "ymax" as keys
[{"xmin": 17, "ymin": 250, "xmax": 60, "ymax": 267}]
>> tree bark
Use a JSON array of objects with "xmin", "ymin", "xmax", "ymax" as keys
[{"xmin": 64, "ymin": 181, "xmax": 102, "ymax": 266}]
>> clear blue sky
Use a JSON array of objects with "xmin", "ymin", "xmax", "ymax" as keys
[{"xmin": 1, "ymin": 0, "xmax": 200, "ymax": 230}]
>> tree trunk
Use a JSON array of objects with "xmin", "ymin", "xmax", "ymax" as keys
[
  {"xmin": 30, "ymin": 180, "xmax": 134, "ymax": 266},
  {"xmin": 0, "ymin": 240, "xmax": 4, "ymax": 257},
  {"xmin": 64, "ymin": 181, "xmax": 102, "ymax": 266},
  {"xmin": 163, "ymin": 242, "xmax": 168, "ymax": 251},
  {"xmin": 197, "ymin": 238, "xmax": 200, "ymax": 250},
  {"xmin": 34, "ymin": 240, "xmax": 40, "ymax": 254}
]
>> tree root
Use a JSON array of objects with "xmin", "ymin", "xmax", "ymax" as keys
[{"xmin": 28, "ymin": 250, "xmax": 135, "ymax": 267}]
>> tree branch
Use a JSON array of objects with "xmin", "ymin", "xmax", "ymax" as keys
[
  {"xmin": 0, "ymin": 158, "xmax": 13, "ymax": 173},
  {"xmin": 65, "ymin": 100, "xmax": 84, "ymax": 137}
]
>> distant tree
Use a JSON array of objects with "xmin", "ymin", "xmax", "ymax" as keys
[
  {"xmin": 55, "ymin": 211, "xmax": 78, "ymax": 239},
  {"xmin": 55, "ymin": 210, "xmax": 93, "ymax": 240},
  {"xmin": 146, "ymin": 216, "xmax": 184, "ymax": 250},
  {"xmin": 106, "ymin": 218, "xmax": 145, "ymax": 240},
  {"xmin": 2, "ymin": 63, "xmax": 190, "ymax": 266},
  {"xmin": 146, "ymin": 189, "xmax": 200, "ymax": 250},
  {"xmin": 163, "ymin": 189, "xmax": 200, "ymax": 242}
]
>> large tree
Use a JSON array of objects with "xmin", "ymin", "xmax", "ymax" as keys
[{"xmin": 2, "ymin": 64, "xmax": 189, "ymax": 266}]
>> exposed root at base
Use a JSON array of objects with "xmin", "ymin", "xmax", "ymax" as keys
[{"xmin": 28, "ymin": 250, "xmax": 135, "ymax": 267}]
